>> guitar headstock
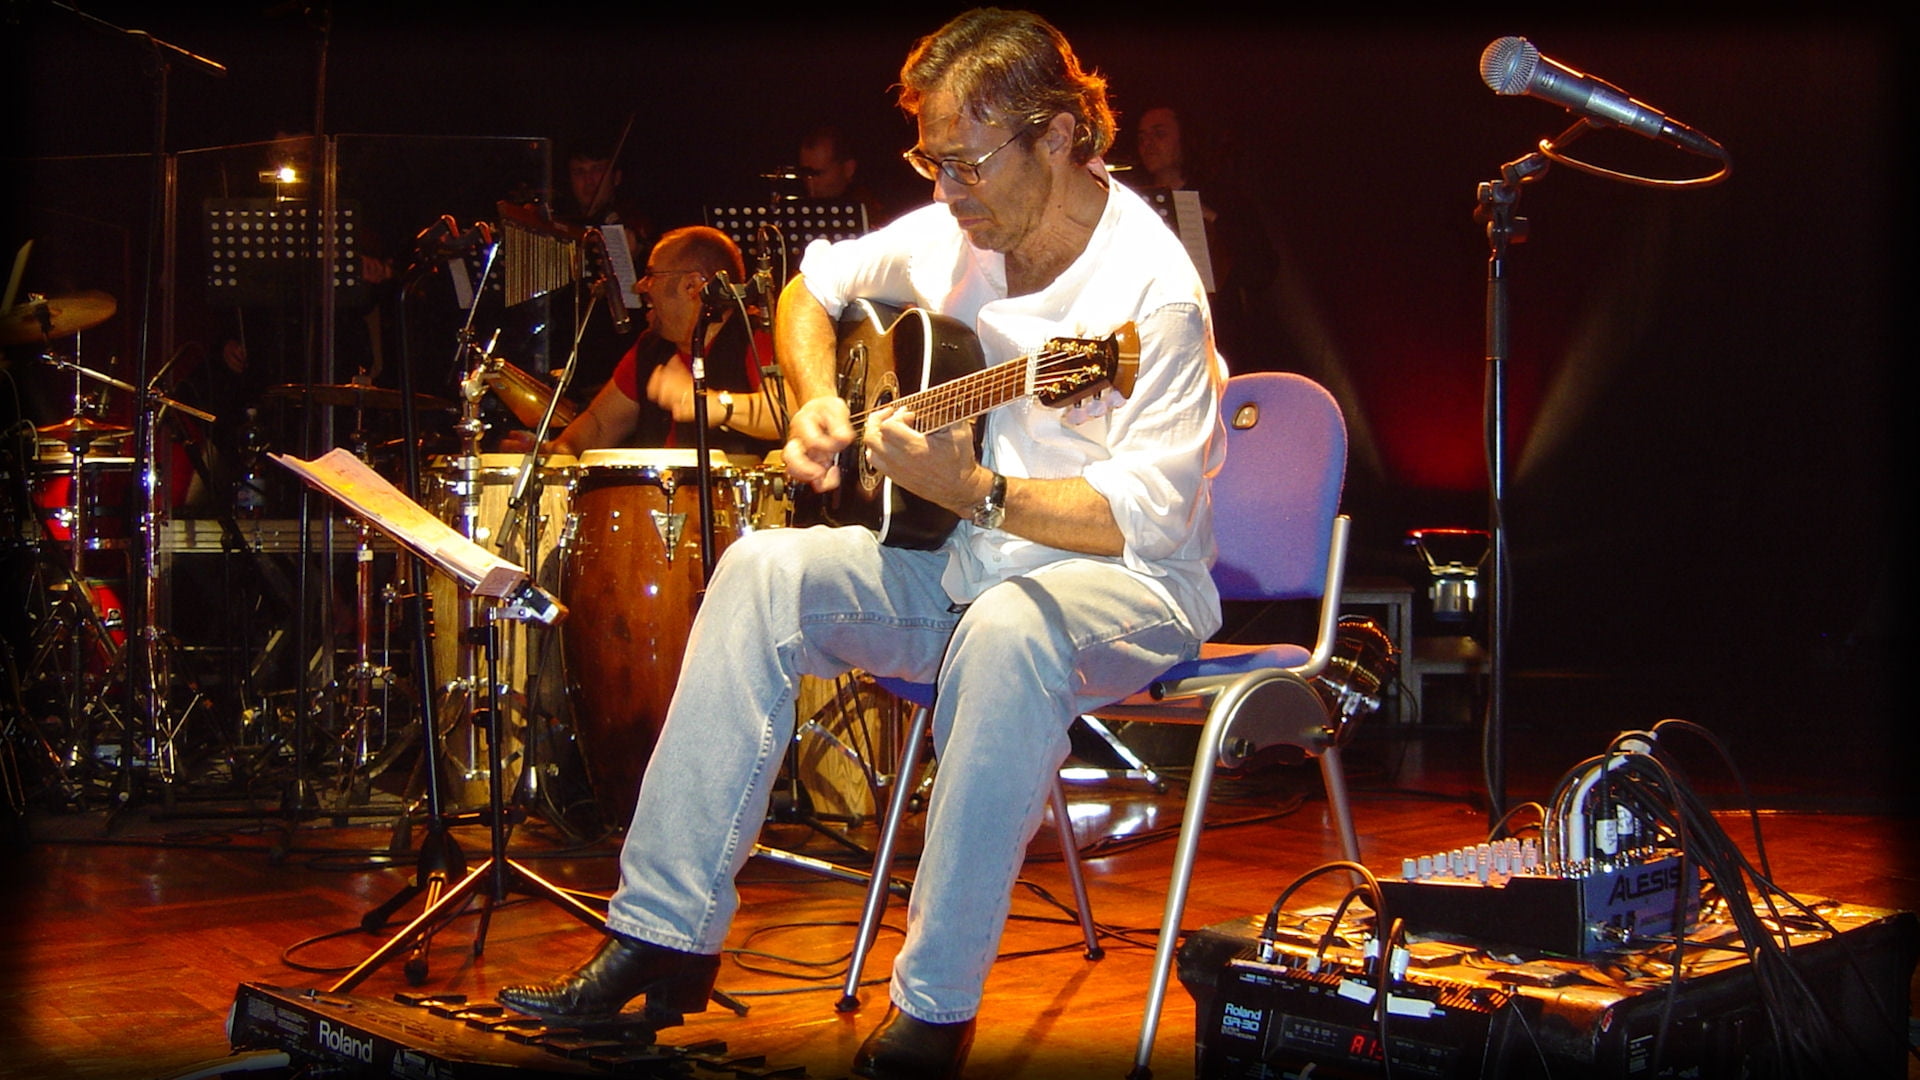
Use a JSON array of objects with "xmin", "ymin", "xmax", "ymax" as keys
[{"xmin": 1033, "ymin": 322, "xmax": 1140, "ymax": 409}]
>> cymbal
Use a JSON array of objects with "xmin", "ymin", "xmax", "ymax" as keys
[
  {"xmin": 266, "ymin": 383, "xmax": 456, "ymax": 412},
  {"xmin": 37, "ymin": 415, "xmax": 133, "ymax": 446},
  {"xmin": 0, "ymin": 291, "xmax": 117, "ymax": 346}
]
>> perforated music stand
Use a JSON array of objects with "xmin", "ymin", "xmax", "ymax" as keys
[
  {"xmin": 203, "ymin": 197, "xmax": 369, "ymax": 308},
  {"xmin": 704, "ymin": 200, "xmax": 868, "ymax": 291}
]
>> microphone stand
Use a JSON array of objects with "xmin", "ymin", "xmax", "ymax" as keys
[
  {"xmin": 695, "ymin": 281, "xmax": 865, "ymax": 860},
  {"xmin": 1471, "ymin": 117, "xmax": 1587, "ymax": 825},
  {"xmin": 338, "ymin": 249, "xmax": 472, "ymax": 983},
  {"xmin": 51, "ymin": 1, "xmax": 225, "ymax": 822},
  {"xmin": 494, "ymin": 261, "xmax": 605, "ymax": 823},
  {"xmin": 688, "ymin": 295, "xmax": 719, "ymax": 586}
]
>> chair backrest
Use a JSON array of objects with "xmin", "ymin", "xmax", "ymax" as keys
[{"xmin": 1209, "ymin": 372, "xmax": 1347, "ymax": 603}]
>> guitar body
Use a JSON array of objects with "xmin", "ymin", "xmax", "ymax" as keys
[
  {"xmin": 789, "ymin": 298, "xmax": 1137, "ymax": 549},
  {"xmin": 790, "ymin": 300, "xmax": 986, "ymax": 549}
]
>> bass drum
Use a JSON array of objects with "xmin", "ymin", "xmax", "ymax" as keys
[
  {"xmin": 422, "ymin": 452, "xmax": 576, "ymax": 809},
  {"xmin": 560, "ymin": 449, "xmax": 741, "ymax": 831}
]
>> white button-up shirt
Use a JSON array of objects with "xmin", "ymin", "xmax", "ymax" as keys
[{"xmin": 799, "ymin": 172, "xmax": 1227, "ymax": 640}]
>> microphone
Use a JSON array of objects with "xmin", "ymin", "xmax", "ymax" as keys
[
  {"xmin": 752, "ymin": 230, "xmax": 776, "ymax": 298},
  {"xmin": 602, "ymin": 275, "xmax": 631, "ymax": 334},
  {"xmin": 703, "ymin": 270, "xmax": 747, "ymax": 304},
  {"xmin": 1480, "ymin": 37, "xmax": 1725, "ymax": 158},
  {"xmin": 504, "ymin": 580, "xmax": 568, "ymax": 626},
  {"xmin": 588, "ymin": 228, "xmax": 631, "ymax": 334}
]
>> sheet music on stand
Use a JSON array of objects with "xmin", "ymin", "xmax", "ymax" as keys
[
  {"xmin": 598, "ymin": 223, "xmax": 643, "ymax": 309},
  {"xmin": 1141, "ymin": 188, "xmax": 1217, "ymax": 293},
  {"xmin": 272, "ymin": 448, "xmax": 565, "ymax": 624}
]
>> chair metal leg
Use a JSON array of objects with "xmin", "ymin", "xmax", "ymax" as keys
[
  {"xmin": 1128, "ymin": 702, "xmax": 1237, "ymax": 1080},
  {"xmin": 1319, "ymin": 743, "xmax": 1362, "ymax": 864},
  {"xmin": 836, "ymin": 703, "xmax": 930, "ymax": 1012},
  {"xmin": 1060, "ymin": 715, "xmax": 1167, "ymax": 791},
  {"xmin": 1049, "ymin": 776, "xmax": 1102, "ymax": 959},
  {"xmin": 836, "ymin": 706, "xmax": 1105, "ymax": 1010}
]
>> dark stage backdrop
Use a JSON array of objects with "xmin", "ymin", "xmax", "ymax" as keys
[{"xmin": 6, "ymin": 7, "xmax": 1907, "ymax": 796}]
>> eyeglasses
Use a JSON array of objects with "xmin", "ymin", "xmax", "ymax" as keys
[{"xmin": 901, "ymin": 123, "xmax": 1037, "ymax": 186}]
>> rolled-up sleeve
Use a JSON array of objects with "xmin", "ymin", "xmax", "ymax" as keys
[{"xmin": 1080, "ymin": 302, "xmax": 1223, "ymax": 570}]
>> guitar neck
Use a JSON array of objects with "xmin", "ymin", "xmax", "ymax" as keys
[{"xmin": 895, "ymin": 354, "xmax": 1042, "ymax": 433}]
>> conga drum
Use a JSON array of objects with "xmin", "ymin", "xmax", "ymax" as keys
[
  {"xmin": 560, "ymin": 448, "xmax": 741, "ymax": 829},
  {"xmin": 422, "ymin": 452, "xmax": 576, "ymax": 806}
]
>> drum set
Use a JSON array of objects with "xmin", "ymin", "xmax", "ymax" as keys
[{"xmin": 3, "ymin": 285, "xmax": 797, "ymax": 831}]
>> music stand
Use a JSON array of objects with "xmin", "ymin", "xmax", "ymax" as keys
[
  {"xmin": 203, "ymin": 197, "xmax": 369, "ymax": 308},
  {"xmin": 271, "ymin": 448, "xmax": 604, "ymax": 991}
]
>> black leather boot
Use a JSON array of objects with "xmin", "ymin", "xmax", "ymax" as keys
[
  {"xmin": 852, "ymin": 1004, "xmax": 976, "ymax": 1079},
  {"xmin": 497, "ymin": 933, "xmax": 720, "ymax": 1025}
]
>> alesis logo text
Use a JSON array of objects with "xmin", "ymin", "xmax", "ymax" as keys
[
  {"xmin": 314, "ymin": 1019, "xmax": 375, "ymax": 1063},
  {"xmin": 1606, "ymin": 864, "xmax": 1685, "ymax": 904}
]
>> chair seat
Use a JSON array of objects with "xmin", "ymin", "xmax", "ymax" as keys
[
  {"xmin": 1169, "ymin": 641, "xmax": 1314, "ymax": 682},
  {"xmin": 870, "ymin": 675, "xmax": 934, "ymax": 708},
  {"xmin": 1096, "ymin": 642, "xmax": 1314, "ymax": 710}
]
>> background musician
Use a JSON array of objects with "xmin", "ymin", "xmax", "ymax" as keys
[
  {"xmin": 499, "ymin": 11, "xmax": 1226, "ymax": 1078},
  {"xmin": 502, "ymin": 225, "xmax": 784, "ymax": 457}
]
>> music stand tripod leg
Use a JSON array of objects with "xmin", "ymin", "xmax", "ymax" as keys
[{"xmin": 329, "ymin": 600, "xmax": 607, "ymax": 991}]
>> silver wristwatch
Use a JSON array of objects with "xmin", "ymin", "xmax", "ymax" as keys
[{"xmin": 969, "ymin": 471, "xmax": 1008, "ymax": 529}]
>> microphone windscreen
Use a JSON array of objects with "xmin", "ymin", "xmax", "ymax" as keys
[{"xmin": 1480, "ymin": 37, "xmax": 1540, "ymax": 95}]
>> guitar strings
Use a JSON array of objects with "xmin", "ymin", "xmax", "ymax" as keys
[{"xmin": 845, "ymin": 347, "xmax": 1105, "ymax": 432}]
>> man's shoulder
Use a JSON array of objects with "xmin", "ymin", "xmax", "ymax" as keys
[{"xmin": 1095, "ymin": 184, "xmax": 1209, "ymax": 299}]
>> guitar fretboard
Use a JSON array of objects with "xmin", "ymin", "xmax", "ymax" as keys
[{"xmin": 852, "ymin": 347, "xmax": 1103, "ymax": 433}]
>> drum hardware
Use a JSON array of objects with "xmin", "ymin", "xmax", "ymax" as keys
[{"xmin": 15, "ymin": 358, "xmax": 136, "ymax": 805}]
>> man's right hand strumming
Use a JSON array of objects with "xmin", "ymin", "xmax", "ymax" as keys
[{"xmin": 784, "ymin": 395, "xmax": 854, "ymax": 493}]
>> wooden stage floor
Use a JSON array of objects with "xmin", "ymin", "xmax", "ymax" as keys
[{"xmin": 5, "ymin": 687, "xmax": 1917, "ymax": 1080}]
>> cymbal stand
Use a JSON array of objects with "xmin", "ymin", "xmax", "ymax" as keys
[
  {"xmin": 38, "ymin": 414, "xmax": 128, "ymax": 793},
  {"xmin": 128, "ymin": 354, "xmax": 217, "ymax": 797},
  {"xmin": 434, "ymin": 331, "xmax": 500, "ymax": 803},
  {"xmin": 19, "ymin": 347, "xmax": 130, "ymax": 802},
  {"xmin": 492, "ymin": 264, "xmax": 599, "ymax": 823}
]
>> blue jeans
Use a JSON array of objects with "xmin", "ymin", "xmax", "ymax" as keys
[{"xmin": 604, "ymin": 524, "xmax": 1199, "ymax": 1024}]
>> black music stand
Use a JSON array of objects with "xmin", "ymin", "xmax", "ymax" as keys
[
  {"xmin": 272, "ymin": 449, "xmax": 604, "ymax": 991},
  {"xmin": 704, "ymin": 200, "xmax": 868, "ymax": 296},
  {"xmin": 203, "ymin": 197, "xmax": 369, "ymax": 308}
]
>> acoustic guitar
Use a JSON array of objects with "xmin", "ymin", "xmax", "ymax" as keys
[{"xmin": 791, "ymin": 299, "xmax": 1139, "ymax": 548}]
